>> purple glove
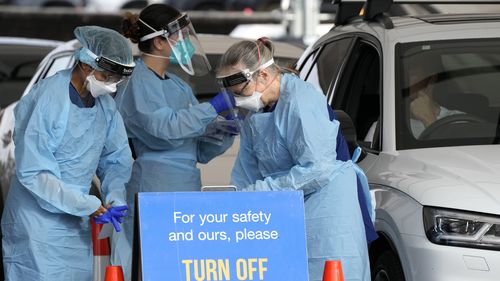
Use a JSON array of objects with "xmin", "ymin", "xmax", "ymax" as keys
[
  {"xmin": 94, "ymin": 205, "xmax": 128, "ymax": 232},
  {"xmin": 209, "ymin": 92, "xmax": 236, "ymax": 114}
]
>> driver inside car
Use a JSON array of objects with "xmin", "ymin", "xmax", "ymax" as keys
[
  {"xmin": 407, "ymin": 60, "xmax": 462, "ymax": 138},
  {"xmin": 364, "ymin": 58, "xmax": 462, "ymax": 142}
]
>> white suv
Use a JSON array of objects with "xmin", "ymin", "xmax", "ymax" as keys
[{"xmin": 296, "ymin": 1, "xmax": 500, "ymax": 281}]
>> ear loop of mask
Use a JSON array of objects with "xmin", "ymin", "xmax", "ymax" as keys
[{"xmin": 259, "ymin": 69, "xmax": 279, "ymax": 96}]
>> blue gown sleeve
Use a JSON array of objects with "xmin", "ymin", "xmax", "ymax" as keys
[
  {"xmin": 13, "ymin": 80, "xmax": 101, "ymax": 217},
  {"xmin": 120, "ymin": 75, "xmax": 218, "ymax": 150},
  {"xmin": 96, "ymin": 109, "xmax": 133, "ymax": 206},
  {"xmin": 230, "ymin": 121, "xmax": 261, "ymax": 189}
]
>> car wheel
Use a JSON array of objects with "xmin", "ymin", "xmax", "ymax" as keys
[{"xmin": 372, "ymin": 251, "xmax": 405, "ymax": 281}]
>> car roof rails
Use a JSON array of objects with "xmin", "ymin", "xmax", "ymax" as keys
[
  {"xmin": 332, "ymin": 0, "xmax": 500, "ymax": 28},
  {"xmin": 333, "ymin": 0, "xmax": 395, "ymax": 29},
  {"xmin": 333, "ymin": 0, "xmax": 365, "ymax": 26}
]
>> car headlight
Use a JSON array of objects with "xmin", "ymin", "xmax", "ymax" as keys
[{"xmin": 423, "ymin": 206, "xmax": 500, "ymax": 251}]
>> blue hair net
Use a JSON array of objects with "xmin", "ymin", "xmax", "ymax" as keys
[{"xmin": 74, "ymin": 26, "xmax": 134, "ymax": 72}]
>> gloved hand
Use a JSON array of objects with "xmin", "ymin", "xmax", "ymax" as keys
[
  {"xmin": 219, "ymin": 113, "xmax": 243, "ymax": 135},
  {"xmin": 209, "ymin": 92, "xmax": 236, "ymax": 114},
  {"xmin": 94, "ymin": 205, "xmax": 128, "ymax": 232},
  {"xmin": 224, "ymin": 112, "xmax": 244, "ymax": 121}
]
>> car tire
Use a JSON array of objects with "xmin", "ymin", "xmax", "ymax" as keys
[{"xmin": 372, "ymin": 250, "xmax": 405, "ymax": 281}]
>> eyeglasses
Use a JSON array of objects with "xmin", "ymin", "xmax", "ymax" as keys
[
  {"xmin": 232, "ymin": 80, "xmax": 251, "ymax": 97},
  {"xmin": 98, "ymin": 71, "xmax": 124, "ymax": 84}
]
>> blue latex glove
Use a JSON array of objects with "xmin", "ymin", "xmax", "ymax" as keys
[
  {"xmin": 224, "ymin": 112, "xmax": 244, "ymax": 121},
  {"xmin": 209, "ymin": 92, "xmax": 236, "ymax": 114},
  {"xmin": 220, "ymin": 113, "xmax": 244, "ymax": 135},
  {"xmin": 94, "ymin": 205, "xmax": 128, "ymax": 232}
]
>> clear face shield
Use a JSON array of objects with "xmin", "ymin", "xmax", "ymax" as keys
[
  {"xmin": 83, "ymin": 49, "xmax": 135, "ymax": 99},
  {"xmin": 139, "ymin": 14, "xmax": 211, "ymax": 76},
  {"xmin": 201, "ymin": 68, "xmax": 255, "ymax": 139},
  {"xmin": 216, "ymin": 59, "xmax": 274, "ymax": 114},
  {"xmin": 199, "ymin": 88, "xmax": 243, "ymax": 144},
  {"xmin": 216, "ymin": 59, "xmax": 274, "ymax": 95},
  {"xmin": 217, "ymin": 69, "xmax": 253, "ymax": 96}
]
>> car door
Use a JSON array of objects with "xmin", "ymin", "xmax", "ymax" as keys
[
  {"xmin": 299, "ymin": 33, "xmax": 383, "ymax": 154},
  {"xmin": 299, "ymin": 36, "xmax": 354, "ymax": 101},
  {"xmin": 332, "ymin": 35, "xmax": 382, "ymax": 153}
]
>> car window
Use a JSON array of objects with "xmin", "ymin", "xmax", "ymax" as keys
[
  {"xmin": 44, "ymin": 54, "xmax": 74, "ymax": 79},
  {"xmin": 334, "ymin": 40, "xmax": 381, "ymax": 150},
  {"xmin": 0, "ymin": 43, "xmax": 57, "ymax": 108},
  {"xmin": 396, "ymin": 39, "xmax": 500, "ymax": 149},
  {"xmin": 302, "ymin": 38, "xmax": 353, "ymax": 98},
  {"xmin": 299, "ymin": 49, "xmax": 318, "ymax": 80}
]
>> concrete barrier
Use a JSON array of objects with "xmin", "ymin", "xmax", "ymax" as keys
[{"xmin": 0, "ymin": 6, "xmax": 282, "ymax": 41}]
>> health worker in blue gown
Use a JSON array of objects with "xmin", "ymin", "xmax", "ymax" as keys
[
  {"xmin": 114, "ymin": 4, "xmax": 235, "ymax": 280},
  {"xmin": 216, "ymin": 38, "xmax": 372, "ymax": 281},
  {"xmin": 1, "ymin": 26, "xmax": 135, "ymax": 281}
]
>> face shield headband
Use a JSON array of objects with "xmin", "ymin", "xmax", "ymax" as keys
[
  {"xmin": 84, "ymin": 49, "xmax": 135, "ymax": 76},
  {"xmin": 139, "ymin": 14, "xmax": 190, "ymax": 42},
  {"xmin": 216, "ymin": 58, "xmax": 275, "ymax": 88},
  {"xmin": 138, "ymin": 14, "xmax": 211, "ymax": 76}
]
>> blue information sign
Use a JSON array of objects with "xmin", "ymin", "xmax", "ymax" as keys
[{"xmin": 137, "ymin": 191, "xmax": 308, "ymax": 281}]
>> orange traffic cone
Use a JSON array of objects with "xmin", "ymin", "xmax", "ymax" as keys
[
  {"xmin": 105, "ymin": 265, "xmax": 125, "ymax": 281},
  {"xmin": 91, "ymin": 220, "xmax": 111, "ymax": 281},
  {"xmin": 322, "ymin": 260, "xmax": 344, "ymax": 281}
]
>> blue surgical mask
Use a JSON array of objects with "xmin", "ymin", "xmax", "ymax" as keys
[{"xmin": 169, "ymin": 39, "xmax": 195, "ymax": 65}]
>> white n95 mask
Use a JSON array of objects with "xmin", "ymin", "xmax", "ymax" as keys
[
  {"xmin": 235, "ymin": 91, "xmax": 264, "ymax": 112},
  {"xmin": 85, "ymin": 75, "xmax": 117, "ymax": 98}
]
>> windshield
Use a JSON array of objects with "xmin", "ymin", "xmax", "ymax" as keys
[{"xmin": 396, "ymin": 39, "xmax": 500, "ymax": 149}]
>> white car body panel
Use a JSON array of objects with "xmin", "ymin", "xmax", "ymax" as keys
[
  {"xmin": 297, "ymin": 11, "xmax": 500, "ymax": 281},
  {"xmin": 369, "ymin": 146, "xmax": 500, "ymax": 215}
]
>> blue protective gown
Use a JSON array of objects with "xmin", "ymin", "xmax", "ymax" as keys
[
  {"xmin": 232, "ymin": 73, "xmax": 371, "ymax": 281},
  {"xmin": 1, "ymin": 69, "xmax": 132, "ymax": 281},
  {"xmin": 114, "ymin": 59, "xmax": 233, "ymax": 280},
  {"xmin": 327, "ymin": 109, "xmax": 377, "ymax": 243}
]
